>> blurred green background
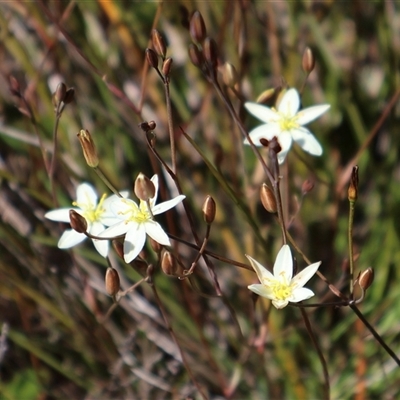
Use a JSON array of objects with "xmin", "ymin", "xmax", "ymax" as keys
[{"xmin": 0, "ymin": 1, "xmax": 399, "ymax": 399}]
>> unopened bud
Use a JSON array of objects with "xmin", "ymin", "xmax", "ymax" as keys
[
  {"xmin": 149, "ymin": 237, "xmax": 162, "ymax": 253},
  {"xmin": 260, "ymin": 184, "xmax": 277, "ymax": 213},
  {"xmin": 77, "ymin": 129, "xmax": 99, "ymax": 168},
  {"xmin": 105, "ymin": 267, "xmax": 120, "ymax": 296},
  {"xmin": 162, "ymin": 57, "xmax": 173, "ymax": 77},
  {"xmin": 202, "ymin": 195, "xmax": 216, "ymax": 224},
  {"xmin": 203, "ymin": 37, "xmax": 218, "ymax": 70},
  {"xmin": 222, "ymin": 62, "xmax": 239, "ymax": 88},
  {"xmin": 358, "ymin": 267, "xmax": 374, "ymax": 291},
  {"xmin": 190, "ymin": 10, "xmax": 207, "ymax": 43},
  {"xmin": 112, "ymin": 240, "xmax": 124, "ymax": 260},
  {"xmin": 161, "ymin": 250, "xmax": 179, "ymax": 276},
  {"xmin": 348, "ymin": 165, "xmax": 359, "ymax": 202},
  {"xmin": 188, "ymin": 44, "xmax": 204, "ymax": 68},
  {"xmin": 64, "ymin": 87, "xmax": 75, "ymax": 104},
  {"xmin": 69, "ymin": 210, "xmax": 87, "ymax": 233},
  {"xmin": 9, "ymin": 76, "xmax": 21, "ymax": 97},
  {"xmin": 302, "ymin": 47, "xmax": 315, "ymax": 74},
  {"xmin": 146, "ymin": 48, "xmax": 159, "ymax": 69},
  {"xmin": 134, "ymin": 173, "xmax": 155, "ymax": 201},
  {"xmin": 139, "ymin": 121, "xmax": 156, "ymax": 133},
  {"xmin": 302, "ymin": 179, "xmax": 315, "ymax": 195},
  {"xmin": 152, "ymin": 29, "xmax": 167, "ymax": 59},
  {"xmin": 256, "ymin": 88, "xmax": 277, "ymax": 104},
  {"xmin": 54, "ymin": 82, "xmax": 67, "ymax": 105}
]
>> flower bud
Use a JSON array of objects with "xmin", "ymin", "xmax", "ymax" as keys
[
  {"xmin": 302, "ymin": 47, "xmax": 315, "ymax": 74},
  {"xmin": 63, "ymin": 87, "xmax": 75, "ymax": 104},
  {"xmin": 77, "ymin": 129, "xmax": 99, "ymax": 168},
  {"xmin": 348, "ymin": 165, "xmax": 359, "ymax": 202},
  {"xmin": 161, "ymin": 250, "xmax": 179, "ymax": 276},
  {"xmin": 202, "ymin": 195, "xmax": 216, "ymax": 224},
  {"xmin": 152, "ymin": 29, "xmax": 167, "ymax": 59},
  {"xmin": 222, "ymin": 62, "xmax": 239, "ymax": 88},
  {"xmin": 188, "ymin": 44, "xmax": 204, "ymax": 68},
  {"xmin": 69, "ymin": 210, "xmax": 87, "ymax": 233},
  {"xmin": 256, "ymin": 88, "xmax": 276, "ymax": 104},
  {"xmin": 260, "ymin": 184, "xmax": 277, "ymax": 213},
  {"xmin": 105, "ymin": 267, "xmax": 120, "ymax": 296},
  {"xmin": 134, "ymin": 173, "xmax": 155, "ymax": 201},
  {"xmin": 54, "ymin": 82, "xmax": 67, "ymax": 105},
  {"xmin": 358, "ymin": 267, "xmax": 374, "ymax": 291},
  {"xmin": 203, "ymin": 37, "xmax": 218, "ymax": 70},
  {"xmin": 146, "ymin": 48, "xmax": 159, "ymax": 69},
  {"xmin": 9, "ymin": 76, "xmax": 21, "ymax": 97},
  {"xmin": 162, "ymin": 57, "xmax": 173, "ymax": 77},
  {"xmin": 112, "ymin": 240, "xmax": 124, "ymax": 260},
  {"xmin": 149, "ymin": 237, "xmax": 162, "ymax": 253},
  {"xmin": 139, "ymin": 121, "xmax": 156, "ymax": 133},
  {"xmin": 302, "ymin": 179, "xmax": 315, "ymax": 195},
  {"xmin": 189, "ymin": 10, "xmax": 207, "ymax": 43}
]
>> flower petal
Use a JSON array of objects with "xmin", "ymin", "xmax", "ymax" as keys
[
  {"xmin": 291, "ymin": 128, "xmax": 323, "ymax": 156},
  {"xmin": 45, "ymin": 208, "xmax": 79, "ymax": 223},
  {"xmin": 277, "ymin": 88, "xmax": 300, "ymax": 117},
  {"xmin": 98, "ymin": 220, "xmax": 131, "ymax": 238},
  {"xmin": 248, "ymin": 283, "xmax": 275, "ymax": 299},
  {"xmin": 296, "ymin": 104, "xmax": 330, "ymax": 125},
  {"xmin": 58, "ymin": 229, "xmax": 86, "ymax": 248},
  {"xmin": 291, "ymin": 261, "xmax": 321, "ymax": 288},
  {"xmin": 272, "ymin": 299, "xmax": 289, "ymax": 309},
  {"xmin": 289, "ymin": 287, "xmax": 315, "ymax": 303},
  {"xmin": 145, "ymin": 220, "xmax": 171, "ymax": 246},
  {"xmin": 152, "ymin": 195, "xmax": 185, "ymax": 215},
  {"xmin": 244, "ymin": 123, "xmax": 281, "ymax": 145},
  {"xmin": 273, "ymin": 245, "xmax": 293, "ymax": 281},
  {"xmin": 124, "ymin": 224, "xmax": 146, "ymax": 263},
  {"xmin": 90, "ymin": 221, "xmax": 109, "ymax": 257},
  {"xmin": 245, "ymin": 255, "xmax": 274, "ymax": 283},
  {"xmin": 150, "ymin": 175, "xmax": 159, "ymax": 206},
  {"xmin": 244, "ymin": 102, "xmax": 280, "ymax": 124},
  {"xmin": 76, "ymin": 183, "xmax": 98, "ymax": 205}
]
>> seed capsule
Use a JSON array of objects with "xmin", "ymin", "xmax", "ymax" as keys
[
  {"xmin": 189, "ymin": 10, "xmax": 207, "ymax": 43},
  {"xmin": 202, "ymin": 195, "xmax": 216, "ymax": 224},
  {"xmin": 69, "ymin": 210, "xmax": 87, "ymax": 233},
  {"xmin": 260, "ymin": 184, "xmax": 277, "ymax": 213},
  {"xmin": 358, "ymin": 268, "xmax": 374, "ymax": 291}
]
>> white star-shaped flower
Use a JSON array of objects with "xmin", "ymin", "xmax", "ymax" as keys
[
  {"xmin": 45, "ymin": 183, "xmax": 126, "ymax": 257},
  {"xmin": 98, "ymin": 175, "xmax": 185, "ymax": 263},
  {"xmin": 244, "ymin": 88, "xmax": 330, "ymax": 164},
  {"xmin": 246, "ymin": 244, "xmax": 321, "ymax": 309}
]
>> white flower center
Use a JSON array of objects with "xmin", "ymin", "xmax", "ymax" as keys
[{"xmin": 73, "ymin": 193, "xmax": 106, "ymax": 223}]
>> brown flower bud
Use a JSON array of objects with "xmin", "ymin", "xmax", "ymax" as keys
[
  {"xmin": 202, "ymin": 195, "xmax": 216, "ymax": 224},
  {"xmin": 161, "ymin": 250, "xmax": 179, "ymax": 276},
  {"xmin": 302, "ymin": 47, "xmax": 315, "ymax": 74},
  {"xmin": 105, "ymin": 267, "xmax": 120, "ymax": 296},
  {"xmin": 9, "ymin": 76, "xmax": 21, "ymax": 97},
  {"xmin": 162, "ymin": 57, "xmax": 173, "ymax": 77},
  {"xmin": 77, "ymin": 129, "xmax": 99, "ymax": 168},
  {"xmin": 112, "ymin": 240, "xmax": 124, "ymax": 260},
  {"xmin": 348, "ymin": 165, "xmax": 359, "ymax": 202},
  {"xmin": 302, "ymin": 179, "xmax": 315, "ymax": 195},
  {"xmin": 64, "ymin": 87, "xmax": 75, "ymax": 104},
  {"xmin": 256, "ymin": 88, "xmax": 277, "ymax": 104},
  {"xmin": 54, "ymin": 82, "xmax": 67, "ymax": 105},
  {"xmin": 149, "ymin": 237, "xmax": 162, "ymax": 253},
  {"xmin": 146, "ymin": 48, "xmax": 159, "ymax": 69},
  {"xmin": 69, "ymin": 210, "xmax": 87, "ymax": 233},
  {"xmin": 222, "ymin": 62, "xmax": 239, "ymax": 88},
  {"xmin": 188, "ymin": 44, "xmax": 204, "ymax": 68},
  {"xmin": 134, "ymin": 173, "xmax": 155, "ymax": 201},
  {"xmin": 139, "ymin": 121, "xmax": 156, "ymax": 133},
  {"xmin": 190, "ymin": 10, "xmax": 207, "ymax": 43},
  {"xmin": 358, "ymin": 267, "xmax": 374, "ymax": 291},
  {"xmin": 203, "ymin": 37, "xmax": 218, "ymax": 70},
  {"xmin": 152, "ymin": 29, "xmax": 167, "ymax": 59},
  {"xmin": 260, "ymin": 184, "xmax": 277, "ymax": 213}
]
